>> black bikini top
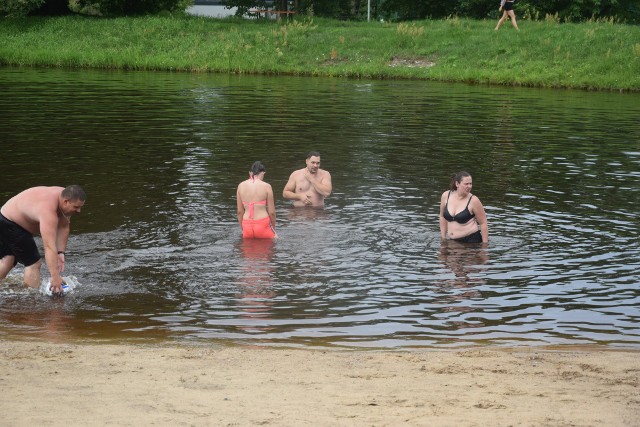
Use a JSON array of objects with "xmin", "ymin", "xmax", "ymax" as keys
[{"xmin": 443, "ymin": 191, "xmax": 475, "ymax": 224}]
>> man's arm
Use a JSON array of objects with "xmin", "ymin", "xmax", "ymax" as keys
[
  {"xmin": 283, "ymin": 172, "xmax": 301, "ymax": 201},
  {"xmin": 56, "ymin": 217, "xmax": 70, "ymax": 253},
  {"xmin": 55, "ymin": 217, "xmax": 70, "ymax": 273},
  {"xmin": 40, "ymin": 211, "xmax": 64, "ymax": 291},
  {"xmin": 305, "ymin": 170, "xmax": 332, "ymax": 198}
]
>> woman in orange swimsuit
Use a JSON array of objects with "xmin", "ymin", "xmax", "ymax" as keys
[
  {"xmin": 439, "ymin": 171, "xmax": 488, "ymax": 243},
  {"xmin": 236, "ymin": 161, "xmax": 277, "ymax": 239}
]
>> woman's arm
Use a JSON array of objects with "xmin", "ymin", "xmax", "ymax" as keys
[
  {"xmin": 267, "ymin": 185, "xmax": 276, "ymax": 230},
  {"xmin": 472, "ymin": 197, "xmax": 489, "ymax": 243},
  {"xmin": 438, "ymin": 192, "xmax": 448, "ymax": 240},
  {"xmin": 236, "ymin": 186, "xmax": 245, "ymax": 228}
]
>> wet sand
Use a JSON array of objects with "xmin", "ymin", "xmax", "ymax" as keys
[{"xmin": 1, "ymin": 340, "xmax": 638, "ymax": 426}]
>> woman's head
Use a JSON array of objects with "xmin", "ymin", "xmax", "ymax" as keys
[
  {"xmin": 450, "ymin": 171, "xmax": 472, "ymax": 191},
  {"xmin": 250, "ymin": 161, "xmax": 266, "ymax": 177}
]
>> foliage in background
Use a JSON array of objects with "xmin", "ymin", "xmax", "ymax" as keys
[
  {"xmin": 299, "ymin": 0, "xmax": 368, "ymax": 19},
  {"xmin": 0, "ymin": 0, "xmax": 193, "ymax": 16},
  {"xmin": 380, "ymin": 0, "xmax": 450, "ymax": 20},
  {"xmin": 1, "ymin": 0, "xmax": 637, "ymax": 22},
  {"xmin": 506, "ymin": 0, "xmax": 640, "ymax": 23},
  {"xmin": 226, "ymin": 0, "xmax": 270, "ymax": 16},
  {"xmin": 230, "ymin": 0, "xmax": 640, "ymax": 23},
  {"xmin": 76, "ymin": 0, "xmax": 193, "ymax": 16},
  {"xmin": 0, "ymin": 0, "xmax": 45, "ymax": 17}
]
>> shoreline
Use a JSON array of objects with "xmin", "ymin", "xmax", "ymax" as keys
[
  {"xmin": 1, "ymin": 17, "xmax": 638, "ymax": 91},
  {"xmin": 1, "ymin": 340, "xmax": 638, "ymax": 425}
]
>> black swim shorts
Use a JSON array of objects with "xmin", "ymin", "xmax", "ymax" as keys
[
  {"xmin": 0, "ymin": 212, "xmax": 41, "ymax": 267},
  {"xmin": 453, "ymin": 230, "xmax": 483, "ymax": 243},
  {"xmin": 504, "ymin": 1, "xmax": 514, "ymax": 11}
]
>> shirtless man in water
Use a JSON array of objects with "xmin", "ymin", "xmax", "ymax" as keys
[
  {"xmin": 0, "ymin": 185, "xmax": 86, "ymax": 295},
  {"xmin": 283, "ymin": 151, "xmax": 332, "ymax": 208}
]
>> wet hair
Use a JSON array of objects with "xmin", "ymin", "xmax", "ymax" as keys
[
  {"xmin": 250, "ymin": 161, "xmax": 266, "ymax": 176},
  {"xmin": 450, "ymin": 171, "xmax": 471, "ymax": 191},
  {"xmin": 62, "ymin": 185, "xmax": 86, "ymax": 202},
  {"xmin": 306, "ymin": 151, "xmax": 321, "ymax": 159}
]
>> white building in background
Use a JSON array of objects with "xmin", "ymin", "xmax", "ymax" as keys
[{"xmin": 187, "ymin": 0, "xmax": 237, "ymax": 18}]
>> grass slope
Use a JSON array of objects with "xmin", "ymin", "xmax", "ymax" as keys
[{"xmin": 0, "ymin": 15, "xmax": 638, "ymax": 90}]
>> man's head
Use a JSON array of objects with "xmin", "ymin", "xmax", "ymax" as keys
[
  {"xmin": 60, "ymin": 185, "xmax": 86, "ymax": 217},
  {"xmin": 305, "ymin": 151, "xmax": 321, "ymax": 174}
]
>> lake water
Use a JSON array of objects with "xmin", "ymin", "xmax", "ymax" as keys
[{"xmin": 0, "ymin": 67, "xmax": 638, "ymax": 349}]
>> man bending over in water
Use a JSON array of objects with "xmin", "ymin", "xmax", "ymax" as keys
[
  {"xmin": 283, "ymin": 151, "xmax": 332, "ymax": 208},
  {"xmin": 0, "ymin": 185, "xmax": 86, "ymax": 295}
]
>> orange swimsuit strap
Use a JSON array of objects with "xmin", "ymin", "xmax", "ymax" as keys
[{"xmin": 243, "ymin": 200, "xmax": 267, "ymax": 219}]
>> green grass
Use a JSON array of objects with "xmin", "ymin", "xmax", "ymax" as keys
[{"xmin": 0, "ymin": 15, "xmax": 638, "ymax": 90}]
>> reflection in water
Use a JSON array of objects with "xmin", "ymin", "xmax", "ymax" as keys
[
  {"xmin": 0, "ymin": 275, "xmax": 73, "ymax": 341},
  {"xmin": 235, "ymin": 238, "xmax": 276, "ymax": 332},
  {"xmin": 284, "ymin": 206, "xmax": 330, "ymax": 222},
  {"xmin": 0, "ymin": 67, "xmax": 639, "ymax": 349},
  {"xmin": 435, "ymin": 241, "xmax": 488, "ymax": 330},
  {"xmin": 495, "ymin": 100, "xmax": 516, "ymax": 145},
  {"xmin": 437, "ymin": 241, "xmax": 489, "ymax": 287}
]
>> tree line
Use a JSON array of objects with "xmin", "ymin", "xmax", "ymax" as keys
[{"xmin": 2, "ymin": 0, "xmax": 638, "ymax": 23}]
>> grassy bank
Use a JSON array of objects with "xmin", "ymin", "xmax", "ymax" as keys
[{"xmin": 1, "ymin": 15, "xmax": 638, "ymax": 90}]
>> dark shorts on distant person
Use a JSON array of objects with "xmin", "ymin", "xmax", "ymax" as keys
[
  {"xmin": 242, "ymin": 217, "xmax": 276, "ymax": 239},
  {"xmin": 453, "ymin": 230, "xmax": 483, "ymax": 243},
  {"xmin": 504, "ymin": 1, "xmax": 514, "ymax": 11},
  {"xmin": 0, "ymin": 212, "xmax": 41, "ymax": 267}
]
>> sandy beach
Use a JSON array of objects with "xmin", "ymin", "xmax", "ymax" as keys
[{"xmin": 0, "ymin": 341, "xmax": 638, "ymax": 426}]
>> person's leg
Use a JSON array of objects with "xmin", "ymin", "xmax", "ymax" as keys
[
  {"xmin": 495, "ymin": 11, "xmax": 507, "ymax": 30},
  {"xmin": 0, "ymin": 255, "xmax": 16, "ymax": 279},
  {"xmin": 508, "ymin": 10, "xmax": 519, "ymax": 30},
  {"xmin": 23, "ymin": 259, "xmax": 42, "ymax": 288}
]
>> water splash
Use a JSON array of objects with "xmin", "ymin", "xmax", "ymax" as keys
[{"xmin": 41, "ymin": 276, "xmax": 81, "ymax": 297}]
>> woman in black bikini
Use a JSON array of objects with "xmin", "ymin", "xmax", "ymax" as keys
[
  {"xmin": 495, "ymin": 0, "xmax": 519, "ymax": 31},
  {"xmin": 439, "ymin": 171, "xmax": 489, "ymax": 244}
]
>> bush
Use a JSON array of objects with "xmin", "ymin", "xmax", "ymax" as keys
[
  {"xmin": 0, "ymin": 0, "xmax": 45, "ymax": 16},
  {"xmin": 87, "ymin": 0, "xmax": 192, "ymax": 15}
]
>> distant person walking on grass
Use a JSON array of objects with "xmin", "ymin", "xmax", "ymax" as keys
[{"xmin": 495, "ymin": 0, "xmax": 519, "ymax": 31}]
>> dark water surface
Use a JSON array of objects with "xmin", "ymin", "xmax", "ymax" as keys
[{"xmin": 1, "ymin": 67, "xmax": 638, "ymax": 348}]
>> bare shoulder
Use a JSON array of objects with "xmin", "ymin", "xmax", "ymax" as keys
[
  {"xmin": 34, "ymin": 186, "xmax": 63, "ymax": 193},
  {"xmin": 27, "ymin": 186, "xmax": 62, "ymax": 200},
  {"xmin": 470, "ymin": 194, "xmax": 486, "ymax": 211},
  {"xmin": 319, "ymin": 168, "xmax": 332, "ymax": 178},
  {"xmin": 287, "ymin": 168, "xmax": 305, "ymax": 181},
  {"xmin": 20, "ymin": 186, "xmax": 56, "ymax": 206}
]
